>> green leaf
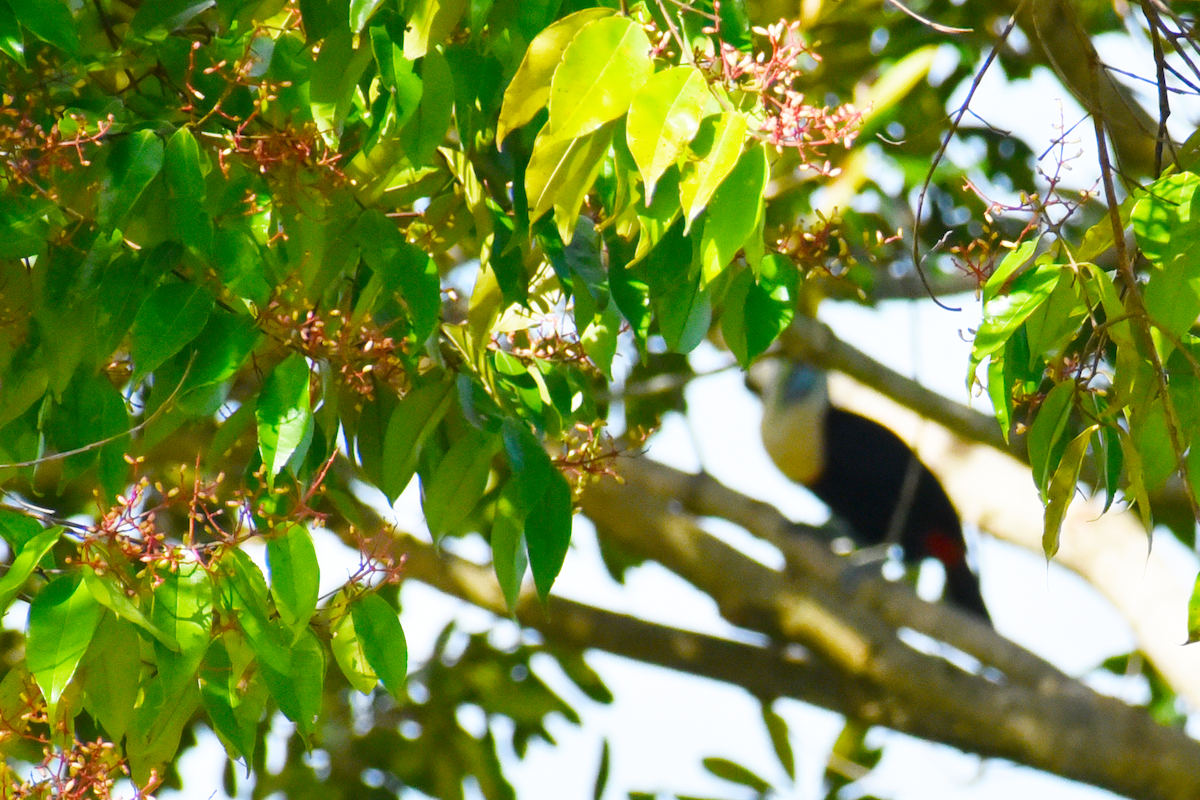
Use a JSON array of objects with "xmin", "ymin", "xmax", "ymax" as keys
[
  {"xmin": 1027, "ymin": 381, "xmax": 1075, "ymax": 498},
  {"xmin": 722, "ymin": 264, "xmax": 793, "ymax": 368},
  {"xmin": 1144, "ymin": 253, "xmax": 1200, "ymax": 339},
  {"xmin": 404, "ymin": 0, "xmax": 467, "ymax": 59},
  {"xmin": 969, "ymin": 261, "xmax": 1061, "ymax": 380},
  {"xmin": 502, "ymin": 419, "xmax": 555, "ymax": 510},
  {"xmin": 350, "ymin": 593, "xmax": 408, "ymax": 699},
  {"xmin": 10, "ymin": 0, "xmax": 77, "ymax": 54},
  {"xmin": 127, "ymin": 676, "xmax": 201, "ymax": 785},
  {"xmin": 165, "ymin": 128, "xmax": 212, "ymax": 254},
  {"xmin": 81, "ymin": 612, "xmax": 142, "ymax": 743},
  {"xmin": 525, "ymin": 120, "xmax": 617, "ymax": 241},
  {"xmin": 698, "ymin": 142, "xmax": 768, "ymax": 284},
  {"xmin": 1187, "ymin": 570, "xmax": 1200, "ymax": 644},
  {"xmin": 581, "ymin": 302, "xmax": 622, "ymax": 378},
  {"xmin": 1024, "ymin": 267, "xmax": 1087, "ymax": 358},
  {"xmin": 524, "ymin": 467, "xmax": 573, "ymax": 602},
  {"xmin": 380, "ymin": 380, "xmax": 454, "ymax": 502},
  {"xmin": 983, "ymin": 237, "xmax": 1040, "ymax": 303},
  {"xmin": 130, "ymin": 282, "xmax": 215, "ymax": 384},
  {"xmin": 353, "ymin": 210, "xmax": 441, "ymax": 343},
  {"xmin": 1131, "ymin": 172, "xmax": 1200, "ymax": 263},
  {"xmin": 680, "ymin": 112, "xmax": 747, "ymax": 229},
  {"xmin": 626, "ymin": 66, "xmax": 709, "ymax": 202},
  {"xmin": 27, "ymin": 573, "xmax": 104, "ymax": 705},
  {"xmin": 83, "ymin": 567, "xmax": 179, "ymax": 651},
  {"xmin": 0, "ymin": 525, "xmax": 62, "ymax": 616},
  {"xmin": 129, "ymin": 0, "xmax": 214, "ymax": 36},
  {"xmin": 762, "ymin": 703, "xmax": 795, "ymax": 780},
  {"xmin": 496, "ymin": 7, "xmax": 617, "ymax": 142},
  {"xmin": 150, "ymin": 559, "xmax": 213, "ymax": 697},
  {"xmin": 98, "ymin": 131, "xmax": 165, "ymax": 229},
  {"xmin": 330, "ymin": 595, "xmax": 379, "ymax": 693},
  {"xmin": 256, "ymin": 353, "xmax": 314, "ymax": 488},
  {"xmin": 258, "ymin": 626, "xmax": 325, "ymax": 734},
  {"xmin": 423, "ymin": 429, "xmax": 500, "ymax": 537},
  {"xmin": 702, "ymin": 757, "xmax": 772, "ymax": 793},
  {"xmin": 349, "ymin": 0, "xmax": 385, "ymax": 32},
  {"xmin": 658, "ymin": 274, "xmax": 710, "ymax": 354},
  {"xmin": 0, "ymin": 0, "xmax": 26, "ymax": 66},
  {"xmin": 399, "ymin": 46, "xmax": 455, "ymax": 168},
  {"xmin": 267, "ymin": 523, "xmax": 320, "ymax": 632},
  {"xmin": 200, "ymin": 633, "xmax": 263, "ymax": 761},
  {"xmin": 216, "ymin": 548, "xmax": 292, "ymax": 675},
  {"xmin": 545, "ymin": 16, "xmax": 653, "ymax": 145},
  {"xmin": 1043, "ymin": 425, "xmax": 1096, "ymax": 558},
  {"xmin": 492, "ymin": 482, "xmax": 529, "ymax": 612}
]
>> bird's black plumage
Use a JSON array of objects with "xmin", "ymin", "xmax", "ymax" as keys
[
  {"xmin": 762, "ymin": 363, "xmax": 991, "ymax": 624},
  {"xmin": 813, "ymin": 407, "xmax": 990, "ymax": 624}
]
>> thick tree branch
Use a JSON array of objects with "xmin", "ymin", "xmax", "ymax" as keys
[
  {"xmin": 826, "ymin": 374, "xmax": 1200, "ymax": 710},
  {"xmin": 579, "ymin": 457, "xmax": 1200, "ymax": 800}
]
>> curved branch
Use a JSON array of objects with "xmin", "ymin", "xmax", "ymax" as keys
[{"xmin": 578, "ymin": 457, "xmax": 1200, "ymax": 800}]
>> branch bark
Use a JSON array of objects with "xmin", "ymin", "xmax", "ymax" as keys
[{"xmin": 578, "ymin": 457, "xmax": 1200, "ymax": 800}]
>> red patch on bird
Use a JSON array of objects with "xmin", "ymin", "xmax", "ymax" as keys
[{"xmin": 924, "ymin": 530, "xmax": 965, "ymax": 565}]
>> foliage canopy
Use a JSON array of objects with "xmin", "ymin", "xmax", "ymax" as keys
[{"xmin": 2, "ymin": 0, "xmax": 1200, "ymax": 797}]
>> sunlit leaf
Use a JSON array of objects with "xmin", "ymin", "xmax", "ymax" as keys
[
  {"xmin": 545, "ymin": 16, "xmax": 652, "ymax": 145},
  {"xmin": 626, "ymin": 66, "xmax": 709, "ymax": 202},
  {"xmin": 150, "ymin": 559, "xmax": 213, "ymax": 697},
  {"xmin": 0, "ymin": 525, "xmax": 62, "ymax": 616},
  {"xmin": 256, "ymin": 353, "xmax": 314, "ymax": 488},
  {"xmin": 330, "ymin": 594, "xmax": 379, "ymax": 693},
  {"xmin": 404, "ymin": 0, "xmax": 467, "ymax": 59},
  {"xmin": 1043, "ymin": 425, "xmax": 1096, "ymax": 558},
  {"xmin": 680, "ymin": 112, "xmax": 747, "ymax": 228},
  {"xmin": 27, "ymin": 573, "xmax": 104, "ymax": 705},
  {"xmin": 497, "ymin": 7, "xmax": 617, "ymax": 142}
]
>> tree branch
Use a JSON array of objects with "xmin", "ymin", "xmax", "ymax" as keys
[{"xmin": 579, "ymin": 457, "xmax": 1200, "ymax": 800}]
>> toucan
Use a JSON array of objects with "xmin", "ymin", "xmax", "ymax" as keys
[{"xmin": 760, "ymin": 362, "xmax": 991, "ymax": 625}]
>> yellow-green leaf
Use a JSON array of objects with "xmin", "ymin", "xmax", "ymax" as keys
[
  {"xmin": 698, "ymin": 142, "xmax": 768, "ymax": 284},
  {"xmin": 496, "ymin": 7, "xmax": 617, "ymax": 142},
  {"xmin": 545, "ymin": 16, "xmax": 652, "ymax": 145},
  {"xmin": 626, "ymin": 66, "xmax": 709, "ymax": 201},
  {"xmin": 404, "ymin": 0, "xmax": 468, "ymax": 59},
  {"xmin": 680, "ymin": 112, "xmax": 747, "ymax": 229},
  {"xmin": 525, "ymin": 120, "xmax": 617, "ymax": 242},
  {"xmin": 1043, "ymin": 425, "xmax": 1096, "ymax": 558}
]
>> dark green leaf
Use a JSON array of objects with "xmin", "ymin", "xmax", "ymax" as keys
[
  {"xmin": 350, "ymin": 592, "xmax": 408, "ymax": 699},
  {"xmin": 524, "ymin": 466, "xmax": 573, "ymax": 602},
  {"xmin": 10, "ymin": 0, "xmax": 77, "ymax": 53},
  {"xmin": 98, "ymin": 131, "xmax": 165, "ymax": 229},
  {"xmin": 130, "ymin": 282, "xmax": 215, "ymax": 383},
  {"xmin": 381, "ymin": 380, "xmax": 454, "ymax": 501}
]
